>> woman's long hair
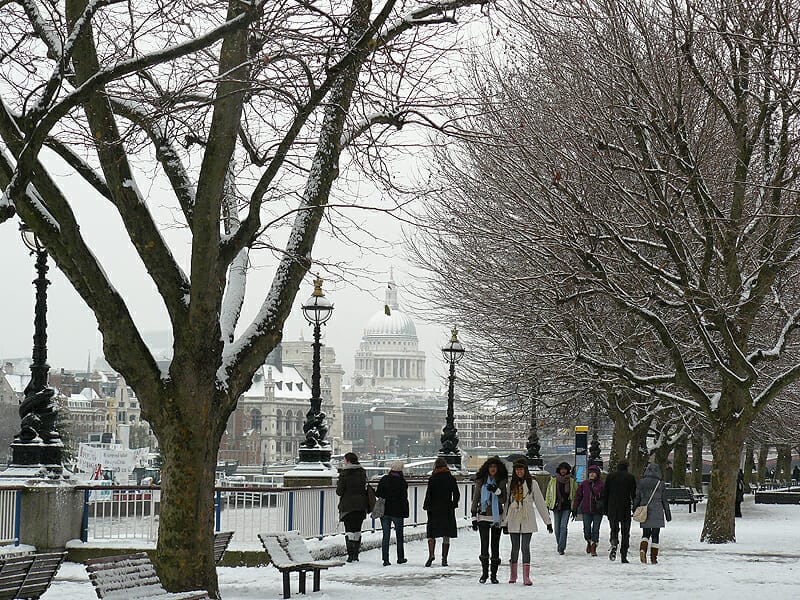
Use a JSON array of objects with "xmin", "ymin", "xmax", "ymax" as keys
[
  {"xmin": 475, "ymin": 456, "xmax": 508, "ymax": 482},
  {"xmin": 510, "ymin": 466, "xmax": 533, "ymax": 494}
]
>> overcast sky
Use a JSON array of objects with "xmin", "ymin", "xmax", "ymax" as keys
[{"xmin": 0, "ymin": 160, "xmax": 452, "ymax": 390}]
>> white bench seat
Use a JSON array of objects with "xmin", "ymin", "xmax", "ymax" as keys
[{"xmin": 259, "ymin": 532, "xmax": 344, "ymax": 599}]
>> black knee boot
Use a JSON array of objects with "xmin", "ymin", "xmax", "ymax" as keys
[
  {"xmin": 479, "ymin": 555, "xmax": 489, "ymax": 583},
  {"xmin": 490, "ymin": 559, "xmax": 501, "ymax": 584}
]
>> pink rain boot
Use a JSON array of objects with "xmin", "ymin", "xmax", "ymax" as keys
[
  {"xmin": 508, "ymin": 563, "xmax": 517, "ymax": 583},
  {"xmin": 522, "ymin": 564, "xmax": 532, "ymax": 586}
]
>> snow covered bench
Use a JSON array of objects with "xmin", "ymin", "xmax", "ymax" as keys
[
  {"xmin": 213, "ymin": 531, "xmax": 234, "ymax": 564},
  {"xmin": 0, "ymin": 551, "xmax": 66, "ymax": 599},
  {"xmin": 85, "ymin": 552, "xmax": 210, "ymax": 599},
  {"xmin": 259, "ymin": 532, "xmax": 345, "ymax": 599}
]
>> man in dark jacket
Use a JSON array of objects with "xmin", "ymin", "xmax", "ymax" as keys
[{"xmin": 601, "ymin": 459, "xmax": 637, "ymax": 563}]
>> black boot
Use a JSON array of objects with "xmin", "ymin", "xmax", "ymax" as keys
[
  {"xmin": 479, "ymin": 555, "xmax": 489, "ymax": 583},
  {"xmin": 352, "ymin": 539, "xmax": 361, "ymax": 562},
  {"xmin": 346, "ymin": 539, "xmax": 355, "ymax": 562},
  {"xmin": 490, "ymin": 559, "xmax": 501, "ymax": 584}
]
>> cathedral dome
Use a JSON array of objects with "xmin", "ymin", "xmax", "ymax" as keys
[{"xmin": 364, "ymin": 309, "xmax": 417, "ymax": 337}]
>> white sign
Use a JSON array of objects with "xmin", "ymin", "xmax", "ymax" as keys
[{"xmin": 77, "ymin": 444, "xmax": 149, "ymax": 474}]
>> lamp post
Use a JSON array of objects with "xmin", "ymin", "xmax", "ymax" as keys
[
  {"xmin": 525, "ymin": 395, "xmax": 544, "ymax": 470},
  {"xmin": 439, "ymin": 327, "xmax": 465, "ymax": 469},
  {"xmin": 298, "ymin": 276, "xmax": 333, "ymax": 465},
  {"xmin": 588, "ymin": 398, "xmax": 603, "ymax": 468},
  {"xmin": 8, "ymin": 224, "xmax": 63, "ymax": 476}
]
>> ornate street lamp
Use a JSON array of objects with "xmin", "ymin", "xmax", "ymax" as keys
[
  {"xmin": 298, "ymin": 276, "xmax": 333, "ymax": 464},
  {"xmin": 526, "ymin": 397, "xmax": 544, "ymax": 470},
  {"xmin": 8, "ymin": 223, "xmax": 63, "ymax": 476},
  {"xmin": 439, "ymin": 327, "xmax": 465, "ymax": 469}
]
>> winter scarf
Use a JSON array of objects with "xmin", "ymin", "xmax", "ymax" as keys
[
  {"xmin": 556, "ymin": 473, "xmax": 571, "ymax": 509},
  {"xmin": 481, "ymin": 476, "xmax": 501, "ymax": 525}
]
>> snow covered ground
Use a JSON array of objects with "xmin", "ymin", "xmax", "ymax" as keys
[{"xmin": 41, "ymin": 497, "xmax": 798, "ymax": 599}]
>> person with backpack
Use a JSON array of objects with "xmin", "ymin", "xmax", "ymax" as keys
[
  {"xmin": 501, "ymin": 458, "xmax": 552, "ymax": 586},
  {"xmin": 376, "ymin": 461, "xmax": 409, "ymax": 566}
]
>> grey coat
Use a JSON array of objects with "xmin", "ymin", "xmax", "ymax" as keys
[{"xmin": 633, "ymin": 463, "xmax": 672, "ymax": 529}]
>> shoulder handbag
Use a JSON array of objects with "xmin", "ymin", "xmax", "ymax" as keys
[
  {"xmin": 372, "ymin": 497, "xmax": 386, "ymax": 519},
  {"xmin": 367, "ymin": 483, "xmax": 377, "ymax": 512},
  {"xmin": 632, "ymin": 482, "xmax": 659, "ymax": 523}
]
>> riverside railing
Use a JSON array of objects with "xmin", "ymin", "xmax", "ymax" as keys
[
  {"xmin": 0, "ymin": 488, "xmax": 22, "ymax": 546},
  {"xmin": 79, "ymin": 480, "xmax": 474, "ymax": 544}
]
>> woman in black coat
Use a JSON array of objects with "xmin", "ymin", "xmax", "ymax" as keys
[
  {"xmin": 376, "ymin": 461, "xmax": 410, "ymax": 566},
  {"xmin": 337, "ymin": 452, "xmax": 369, "ymax": 562},
  {"xmin": 423, "ymin": 457, "xmax": 460, "ymax": 567}
]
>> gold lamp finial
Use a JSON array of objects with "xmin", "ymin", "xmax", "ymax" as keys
[
  {"xmin": 312, "ymin": 275, "xmax": 324, "ymax": 297},
  {"xmin": 450, "ymin": 327, "xmax": 459, "ymax": 342}
]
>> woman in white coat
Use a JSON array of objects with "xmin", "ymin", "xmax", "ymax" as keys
[{"xmin": 502, "ymin": 458, "xmax": 552, "ymax": 586}]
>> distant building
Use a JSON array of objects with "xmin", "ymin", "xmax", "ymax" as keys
[
  {"xmin": 219, "ymin": 341, "xmax": 345, "ymax": 465},
  {"xmin": 350, "ymin": 274, "xmax": 426, "ymax": 392}
]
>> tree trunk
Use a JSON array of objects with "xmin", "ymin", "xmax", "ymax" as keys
[
  {"xmin": 652, "ymin": 444, "xmax": 671, "ymax": 481},
  {"xmin": 627, "ymin": 427, "xmax": 649, "ymax": 479},
  {"xmin": 776, "ymin": 445, "xmax": 792, "ymax": 481},
  {"xmin": 701, "ymin": 424, "xmax": 746, "ymax": 543},
  {"xmin": 691, "ymin": 435, "xmax": 704, "ymax": 492},
  {"xmin": 743, "ymin": 440, "xmax": 755, "ymax": 487},
  {"xmin": 757, "ymin": 443, "xmax": 769, "ymax": 485},
  {"xmin": 672, "ymin": 437, "xmax": 688, "ymax": 487},
  {"xmin": 608, "ymin": 416, "xmax": 630, "ymax": 472},
  {"xmin": 153, "ymin": 389, "xmax": 224, "ymax": 598}
]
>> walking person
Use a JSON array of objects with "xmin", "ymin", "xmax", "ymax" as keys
[
  {"xmin": 376, "ymin": 461, "xmax": 409, "ymax": 566},
  {"xmin": 602, "ymin": 459, "xmax": 637, "ymax": 563},
  {"xmin": 337, "ymin": 452, "xmax": 370, "ymax": 562},
  {"xmin": 501, "ymin": 458, "xmax": 552, "ymax": 586},
  {"xmin": 546, "ymin": 462, "xmax": 577, "ymax": 555},
  {"xmin": 573, "ymin": 464, "xmax": 604, "ymax": 556},
  {"xmin": 735, "ymin": 469, "xmax": 745, "ymax": 518},
  {"xmin": 423, "ymin": 457, "xmax": 460, "ymax": 567},
  {"xmin": 633, "ymin": 462, "xmax": 671, "ymax": 564},
  {"xmin": 471, "ymin": 456, "xmax": 508, "ymax": 583}
]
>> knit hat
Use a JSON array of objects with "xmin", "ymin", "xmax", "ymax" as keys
[
  {"xmin": 390, "ymin": 461, "xmax": 404, "ymax": 473},
  {"xmin": 588, "ymin": 464, "xmax": 602, "ymax": 476},
  {"xmin": 513, "ymin": 458, "xmax": 529, "ymax": 470}
]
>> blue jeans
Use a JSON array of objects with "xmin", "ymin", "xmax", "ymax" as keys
[
  {"xmin": 381, "ymin": 516, "xmax": 404, "ymax": 562},
  {"xmin": 582, "ymin": 513, "xmax": 602, "ymax": 543},
  {"xmin": 552, "ymin": 509, "xmax": 570, "ymax": 553}
]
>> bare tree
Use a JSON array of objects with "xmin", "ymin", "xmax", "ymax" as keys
[
  {"xmin": 410, "ymin": 0, "xmax": 800, "ymax": 543},
  {"xmin": 0, "ymin": 0, "xmax": 493, "ymax": 594}
]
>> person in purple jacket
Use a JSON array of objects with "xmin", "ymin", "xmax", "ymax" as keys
[{"xmin": 573, "ymin": 464, "xmax": 604, "ymax": 556}]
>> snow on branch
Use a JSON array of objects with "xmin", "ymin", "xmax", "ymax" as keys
[
  {"xmin": 747, "ymin": 305, "xmax": 800, "ymax": 364},
  {"xmin": 339, "ymin": 111, "xmax": 406, "ymax": 148},
  {"xmin": 18, "ymin": 0, "xmax": 64, "ymax": 60},
  {"xmin": 379, "ymin": 0, "xmax": 490, "ymax": 45}
]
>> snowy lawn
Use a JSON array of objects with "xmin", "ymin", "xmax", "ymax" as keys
[{"xmin": 42, "ymin": 497, "xmax": 798, "ymax": 599}]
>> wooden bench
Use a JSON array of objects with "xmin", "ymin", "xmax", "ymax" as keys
[
  {"xmin": 0, "ymin": 551, "xmax": 66, "ymax": 600},
  {"xmin": 259, "ymin": 532, "xmax": 345, "ymax": 599},
  {"xmin": 85, "ymin": 552, "xmax": 210, "ymax": 599},
  {"xmin": 213, "ymin": 531, "xmax": 234, "ymax": 564},
  {"xmin": 664, "ymin": 486, "xmax": 699, "ymax": 512}
]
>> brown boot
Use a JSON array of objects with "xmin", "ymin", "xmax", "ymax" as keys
[
  {"xmin": 650, "ymin": 545, "xmax": 659, "ymax": 564},
  {"xmin": 585, "ymin": 541, "xmax": 592, "ymax": 554},
  {"xmin": 590, "ymin": 542, "xmax": 597, "ymax": 557},
  {"xmin": 441, "ymin": 543, "xmax": 450, "ymax": 567},
  {"xmin": 639, "ymin": 539, "xmax": 648, "ymax": 563}
]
